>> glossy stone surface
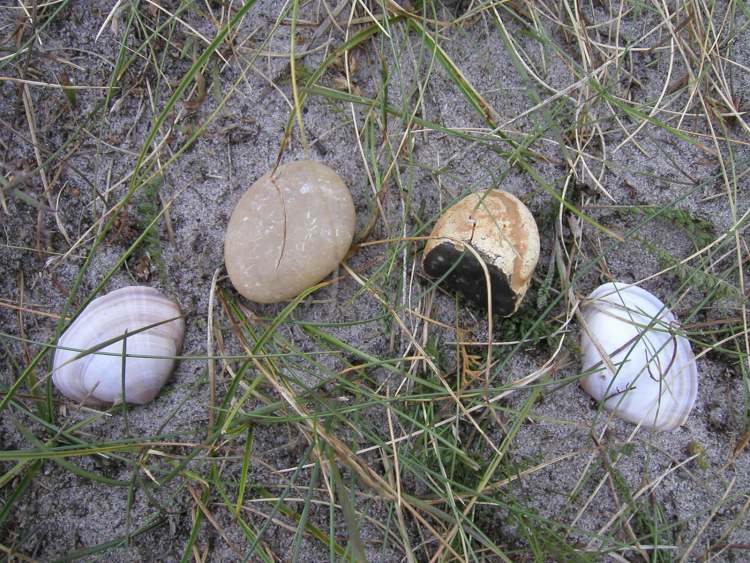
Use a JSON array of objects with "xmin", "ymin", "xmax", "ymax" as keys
[
  {"xmin": 423, "ymin": 189, "xmax": 540, "ymax": 316},
  {"xmin": 225, "ymin": 160, "xmax": 356, "ymax": 303}
]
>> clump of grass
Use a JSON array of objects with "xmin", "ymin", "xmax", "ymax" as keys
[
  {"xmin": 613, "ymin": 205, "xmax": 743, "ymax": 305},
  {"xmin": 496, "ymin": 304, "xmax": 560, "ymax": 351},
  {"xmin": 640, "ymin": 238, "xmax": 742, "ymax": 303},
  {"xmin": 133, "ymin": 175, "xmax": 167, "ymax": 283},
  {"xmin": 687, "ymin": 440, "xmax": 709, "ymax": 470},
  {"xmin": 625, "ymin": 206, "xmax": 716, "ymax": 250}
]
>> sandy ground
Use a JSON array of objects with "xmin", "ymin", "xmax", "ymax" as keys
[{"xmin": 1, "ymin": 1, "xmax": 749, "ymax": 561}]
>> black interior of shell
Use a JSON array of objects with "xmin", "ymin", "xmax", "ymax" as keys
[{"xmin": 423, "ymin": 242, "xmax": 516, "ymax": 316}]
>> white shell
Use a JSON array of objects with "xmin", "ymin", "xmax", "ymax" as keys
[
  {"xmin": 53, "ymin": 286, "xmax": 185, "ymax": 406},
  {"xmin": 580, "ymin": 283, "xmax": 698, "ymax": 431}
]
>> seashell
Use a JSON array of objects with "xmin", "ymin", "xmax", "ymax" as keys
[
  {"xmin": 224, "ymin": 160, "xmax": 356, "ymax": 303},
  {"xmin": 580, "ymin": 282, "xmax": 698, "ymax": 431},
  {"xmin": 53, "ymin": 286, "xmax": 185, "ymax": 406},
  {"xmin": 422, "ymin": 189, "xmax": 540, "ymax": 316}
]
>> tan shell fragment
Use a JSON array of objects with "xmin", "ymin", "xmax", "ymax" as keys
[
  {"xmin": 423, "ymin": 189, "xmax": 540, "ymax": 316},
  {"xmin": 224, "ymin": 160, "xmax": 356, "ymax": 303}
]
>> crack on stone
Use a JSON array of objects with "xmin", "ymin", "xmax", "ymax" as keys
[
  {"xmin": 468, "ymin": 214, "xmax": 478, "ymax": 244},
  {"xmin": 269, "ymin": 175, "xmax": 288, "ymax": 272}
]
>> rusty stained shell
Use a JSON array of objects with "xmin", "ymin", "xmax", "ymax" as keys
[
  {"xmin": 422, "ymin": 189, "xmax": 540, "ymax": 316},
  {"xmin": 52, "ymin": 286, "xmax": 185, "ymax": 406},
  {"xmin": 224, "ymin": 160, "xmax": 356, "ymax": 303}
]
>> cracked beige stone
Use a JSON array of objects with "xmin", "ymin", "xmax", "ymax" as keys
[
  {"xmin": 423, "ymin": 189, "xmax": 540, "ymax": 316},
  {"xmin": 224, "ymin": 160, "xmax": 356, "ymax": 303}
]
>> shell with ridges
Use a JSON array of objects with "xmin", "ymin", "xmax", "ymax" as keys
[
  {"xmin": 580, "ymin": 282, "xmax": 698, "ymax": 431},
  {"xmin": 53, "ymin": 286, "xmax": 185, "ymax": 406}
]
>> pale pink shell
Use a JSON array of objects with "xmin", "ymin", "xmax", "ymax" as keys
[{"xmin": 52, "ymin": 286, "xmax": 184, "ymax": 405}]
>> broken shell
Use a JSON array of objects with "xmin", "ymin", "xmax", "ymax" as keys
[
  {"xmin": 224, "ymin": 160, "xmax": 356, "ymax": 303},
  {"xmin": 422, "ymin": 189, "xmax": 540, "ymax": 316},
  {"xmin": 580, "ymin": 283, "xmax": 698, "ymax": 431},
  {"xmin": 53, "ymin": 286, "xmax": 185, "ymax": 406}
]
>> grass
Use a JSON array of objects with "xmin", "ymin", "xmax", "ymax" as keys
[{"xmin": 1, "ymin": 0, "xmax": 749, "ymax": 561}]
